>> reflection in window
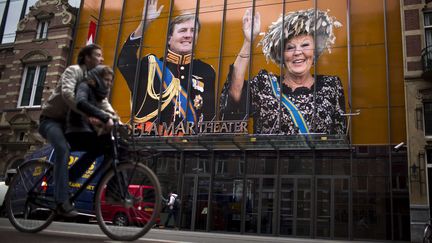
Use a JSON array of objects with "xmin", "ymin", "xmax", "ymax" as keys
[
  {"xmin": 280, "ymin": 152, "xmax": 313, "ymax": 175},
  {"xmin": 0, "ymin": 2, "xmax": 6, "ymax": 27},
  {"xmin": 247, "ymin": 152, "xmax": 277, "ymax": 175},
  {"xmin": 355, "ymin": 177, "xmax": 368, "ymax": 192},
  {"xmin": 2, "ymin": 0, "xmax": 24, "ymax": 44},
  {"xmin": 25, "ymin": 0, "xmax": 38, "ymax": 14},
  {"xmin": 157, "ymin": 157, "xmax": 168, "ymax": 173},
  {"xmin": 18, "ymin": 65, "xmax": 47, "ymax": 107},
  {"xmin": 185, "ymin": 153, "xmax": 210, "ymax": 174}
]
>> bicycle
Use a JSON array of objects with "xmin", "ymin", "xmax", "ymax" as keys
[
  {"xmin": 424, "ymin": 218, "xmax": 432, "ymax": 243},
  {"xmin": 4, "ymin": 122, "xmax": 162, "ymax": 241}
]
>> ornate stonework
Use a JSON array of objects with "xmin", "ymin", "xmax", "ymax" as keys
[
  {"xmin": 20, "ymin": 50, "xmax": 52, "ymax": 64},
  {"xmin": 60, "ymin": 4, "xmax": 74, "ymax": 25},
  {"xmin": 17, "ymin": 0, "xmax": 74, "ymax": 31}
]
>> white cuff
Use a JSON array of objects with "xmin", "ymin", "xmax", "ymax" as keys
[{"xmin": 130, "ymin": 33, "xmax": 141, "ymax": 41}]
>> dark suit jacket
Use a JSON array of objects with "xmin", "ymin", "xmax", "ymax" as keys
[{"xmin": 117, "ymin": 36, "xmax": 216, "ymax": 125}]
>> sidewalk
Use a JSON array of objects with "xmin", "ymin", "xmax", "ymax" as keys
[{"xmin": 145, "ymin": 228, "xmax": 394, "ymax": 243}]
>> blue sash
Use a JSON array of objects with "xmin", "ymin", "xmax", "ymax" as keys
[
  {"xmin": 270, "ymin": 76, "xmax": 309, "ymax": 134},
  {"xmin": 151, "ymin": 56, "xmax": 197, "ymax": 123}
]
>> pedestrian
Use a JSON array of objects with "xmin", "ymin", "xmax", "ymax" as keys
[{"xmin": 161, "ymin": 192, "xmax": 179, "ymax": 229}]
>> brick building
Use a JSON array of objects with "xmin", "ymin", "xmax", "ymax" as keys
[
  {"xmin": 0, "ymin": 0, "xmax": 77, "ymax": 177},
  {"xmin": 401, "ymin": 0, "xmax": 432, "ymax": 241}
]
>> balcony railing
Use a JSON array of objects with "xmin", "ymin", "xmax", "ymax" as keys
[{"xmin": 422, "ymin": 46, "xmax": 432, "ymax": 79}]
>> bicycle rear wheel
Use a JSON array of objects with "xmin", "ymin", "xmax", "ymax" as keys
[
  {"xmin": 95, "ymin": 162, "xmax": 161, "ymax": 241},
  {"xmin": 5, "ymin": 159, "xmax": 56, "ymax": 233}
]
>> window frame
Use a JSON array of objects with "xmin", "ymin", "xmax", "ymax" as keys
[{"xmin": 17, "ymin": 64, "xmax": 47, "ymax": 108}]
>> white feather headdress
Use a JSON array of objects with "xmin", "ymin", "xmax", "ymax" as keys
[{"xmin": 260, "ymin": 9, "xmax": 342, "ymax": 65}]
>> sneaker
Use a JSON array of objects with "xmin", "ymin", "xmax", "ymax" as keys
[
  {"xmin": 159, "ymin": 225, "xmax": 165, "ymax": 229},
  {"xmin": 57, "ymin": 201, "xmax": 78, "ymax": 217}
]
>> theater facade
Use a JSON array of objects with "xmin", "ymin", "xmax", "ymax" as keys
[{"xmin": 73, "ymin": 0, "xmax": 409, "ymax": 241}]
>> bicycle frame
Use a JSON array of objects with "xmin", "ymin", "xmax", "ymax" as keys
[{"xmin": 22, "ymin": 122, "xmax": 136, "ymax": 211}]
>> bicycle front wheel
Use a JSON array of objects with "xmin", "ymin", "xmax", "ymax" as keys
[
  {"xmin": 424, "ymin": 224, "xmax": 432, "ymax": 243},
  {"xmin": 5, "ymin": 159, "xmax": 56, "ymax": 233},
  {"xmin": 95, "ymin": 162, "xmax": 161, "ymax": 241}
]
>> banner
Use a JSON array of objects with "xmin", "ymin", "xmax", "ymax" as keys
[{"xmin": 75, "ymin": 0, "xmax": 405, "ymax": 144}]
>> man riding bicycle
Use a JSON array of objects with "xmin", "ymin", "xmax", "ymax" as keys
[{"xmin": 38, "ymin": 44, "xmax": 116, "ymax": 216}]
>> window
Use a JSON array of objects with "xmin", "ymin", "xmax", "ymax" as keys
[
  {"xmin": 18, "ymin": 65, "xmax": 47, "ymax": 107},
  {"xmin": 215, "ymin": 159, "xmax": 226, "ymax": 174},
  {"xmin": 426, "ymin": 12, "xmax": 432, "ymax": 47},
  {"xmin": 424, "ymin": 102, "xmax": 432, "ymax": 136},
  {"xmin": 36, "ymin": 20, "xmax": 48, "ymax": 39},
  {"xmin": 1, "ymin": 0, "xmax": 24, "ymax": 43}
]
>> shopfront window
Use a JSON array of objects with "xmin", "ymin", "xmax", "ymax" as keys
[
  {"xmin": 185, "ymin": 152, "xmax": 210, "ymax": 174},
  {"xmin": 246, "ymin": 152, "xmax": 277, "ymax": 175},
  {"xmin": 316, "ymin": 150, "xmax": 350, "ymax": 175},
  {"xmin": 280, "ymin": 151, "xmax": 313, "ymax": 175}
]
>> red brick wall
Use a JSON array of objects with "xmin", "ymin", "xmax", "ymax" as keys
[
  {"xmin": 406, "ymin": 35, "xmax": 422, "ymax": 57},
  {"xmin": 404, "ymin": 0, "xmax": 422, "ymax": 5},
  {"xmin": 405, "ymin": 9, "xmax": 420, "ymax": 30}
]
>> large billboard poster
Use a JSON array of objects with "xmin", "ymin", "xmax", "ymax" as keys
[{"xmin": 73, "ymin": 0, "xmax": 404, "ymax": 145}]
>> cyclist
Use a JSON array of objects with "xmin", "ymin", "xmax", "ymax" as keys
[
  {"xmin": 39, "ymin": 44, "xmax": 114, "ymax": 216},
  {"xmin": 65, "ymin": 65, "xmax": 118, "ymax": 187}
]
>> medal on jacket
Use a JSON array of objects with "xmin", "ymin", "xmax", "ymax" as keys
[
  {"xmin": 192, "ymin": 75, "xmax": 204, "ymax": 92},
  {"xmin": 193, "ymin": 95, "xmax": 203, "ymax": 110}
]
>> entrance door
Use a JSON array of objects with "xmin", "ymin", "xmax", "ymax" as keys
[
  {"xmin": 315, "ymin": 176, "xmax": 350, "ymax": 239},
  {"xmin": 244, "ymin": 177, "xmax": 276, "ymax": 234},
  {"xmin": 279, "ymin": 177, "xmax": 313, "ymax": 237},
  {"xmin": 181, "ymin": 175, "xmax": 210, "ymax": 230}
]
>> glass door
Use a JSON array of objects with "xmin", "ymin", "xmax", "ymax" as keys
[
  {"xmin": 280, "ymin": 178, "xmax": 295, "ymax": 235},
  {"xmin": 181, "ymin": 175, "xmax": 210, "ymax": 230},
  {"xmin": 260, "ymin": 178, "xmax": 275, "ymax": 234},
  {"xmin": 181, "ymin": 176, "xmax": 195, "ymax": 229},
  {"xmin": 315, "ymin": 176, "xmax": 350, "ymax": 239},
  {"xmin": 244, "ymin": 178, "xmax": 259, "ymax": 233},
  {"xmin": 244, "ymin": 177, "xmax": 276, "ymax": 234},
  {"xmin": 279, "ymin": 177, "xmax": 313, "ymax": 237},
  {"xmin": 195, "ymin": 177, "xmax": 209, "ymax": 230}
]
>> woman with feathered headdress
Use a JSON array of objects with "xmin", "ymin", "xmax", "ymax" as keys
[{"xmin": 220, "ymin": 8, "xmax": 346, "ymax": 135}]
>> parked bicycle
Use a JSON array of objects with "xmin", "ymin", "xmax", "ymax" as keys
[
  {"xmin": 4, "ymin": 122, "xmax": 162, "ymax": 241},
  {"xmin": 424, "ymin": 218, "xmax": 432, "ymax": 243}
]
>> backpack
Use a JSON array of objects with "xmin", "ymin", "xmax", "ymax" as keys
[{"xmin": 173, "ymin": 196, "xmax": 181, "ymax": 210}]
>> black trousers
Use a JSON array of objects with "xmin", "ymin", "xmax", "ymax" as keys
[
  {"xmin": 164, "ymin": 208, "xmax": 178, "ymax": 227},
  {"xmin": 65, "ymin": 132, "xmax": 112, "ymax": 182}
]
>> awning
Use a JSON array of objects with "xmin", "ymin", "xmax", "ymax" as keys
[{"xmin": 129, "ymin": 134, "xmax": 350, "ymax": 152}]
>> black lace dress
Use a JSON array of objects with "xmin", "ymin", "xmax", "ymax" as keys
[{"xmin": 220, "ymin": 68, "xmax": 346, "ymax": 135}]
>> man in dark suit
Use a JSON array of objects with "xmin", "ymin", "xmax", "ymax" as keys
[{"xmin": 117, "ymin": 0, "xmax": 215, "ymax": 133}]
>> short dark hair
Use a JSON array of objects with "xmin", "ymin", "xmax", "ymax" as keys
[
  {"xmin": 168, "ymin": 14, "xmax": 200, "ymax": 37},
  {"xmin": 77, "ymin": 44, "xmax": 102, "ymax": 65}
]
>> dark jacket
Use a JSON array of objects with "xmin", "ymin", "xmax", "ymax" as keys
[
  {"xmin": 66, "ymin": 66, "xmax": 112, "ymax": 134},
  {"xmin": 41, "ymin": 64, "xmax": 115, "ymax": 122},
  {"xmin": 117, "ymin": 36, "xmax": 216, "ymax": 126}
]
